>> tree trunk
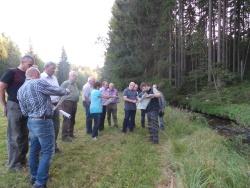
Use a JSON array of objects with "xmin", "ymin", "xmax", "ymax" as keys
[
  {"xmin": 218, "ymin": 0, "xmax": 222, "ymax": 64},
  {"xmin": 169, "ymin": 22, "xmax": 172, "ymax": 86},
  {"xmin": 208, "ymin": 0, "xmax": 212, "ymax": 83}
]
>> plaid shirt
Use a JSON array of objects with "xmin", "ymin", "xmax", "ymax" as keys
[{"xmin": 17, "ymin": 79, "xmax": 67, "ymax": 118}]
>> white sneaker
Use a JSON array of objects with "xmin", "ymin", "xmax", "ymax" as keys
[{"xmin": 92, "ymin": 137, "xmax": 97, "ymax": 141}]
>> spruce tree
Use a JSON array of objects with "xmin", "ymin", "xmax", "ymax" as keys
[{"xmin": 57, "ymin": 47, "xmax": 70, "ymax": 84}]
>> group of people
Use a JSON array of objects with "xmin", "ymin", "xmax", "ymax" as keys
[
  {"xmin": 82, "ymin": 79, "xmax": 119, "ymax": 139},
  {"xmin": 0, "ymin": 55, "xmax": 166, "ymax": 188},
  {"xmin": 0, "ymin": 56, "xmax": 79, "ymax": 188},
  {"xmin": 122, "ymin": 81, "xmax": 166, "ymax": 144},
  {"xmin": 82, "ymin": 79, "xmax": 166, "ymax": 144}
]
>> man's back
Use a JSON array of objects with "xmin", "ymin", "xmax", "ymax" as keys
[{"xmin": 18, "ymin": 79, "xmax": 66, "ymax": 118}]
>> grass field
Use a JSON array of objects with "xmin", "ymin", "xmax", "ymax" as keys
[
  {"xmin": 175, "ymin": 82, "xmax": 250, "ymax": 127},
  {"xmin": 0, "ymin": 102, "xmax": 249, "ymax": 188}
]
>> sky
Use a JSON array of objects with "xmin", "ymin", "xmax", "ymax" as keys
[{"xmin": 0, "ymin": 0, "xmax": 115, "ymax": 68}]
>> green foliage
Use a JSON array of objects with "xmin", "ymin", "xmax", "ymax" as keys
[
  {"xmin": 0, "ymin": 33, "xmax": 21, "ymax": 76},
  {"xmin": 176, "ymin": 82, "xmax": 250, "ymax": 126},
  {"xmin": 103, "ymin": 0, "xmax": 165, "ymax": 87}
]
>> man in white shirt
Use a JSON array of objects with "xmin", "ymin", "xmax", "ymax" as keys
[{"xmin": 40, "ymin": 62, "xmax": 61, "ymax": 153}]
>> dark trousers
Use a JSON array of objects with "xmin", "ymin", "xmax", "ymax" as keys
[
  {"xmin": 122, "ymin": 110, "xmax": 136, "ymax": 133},
  {"xmin": 6, "ymin": 101, "xmax": 28, "ymax": 170},
  {"xmin": 91, "ymin": 113, "xmax": 101, "ymax": 138},
  {"xmin": 83, "ymin": 101, "xmax": 93, "ymax": 134},
  {"xmin": 141, "ymin": 109, "xmax": 146, "ymax": 128},
  {"xmin": 62, "ymin": 100, "xmax": 77, "ymax": 139},
  {"xmin": 107, "ymin": 103, "xmax": 118, "ymax": 127},
  {"xmin": 99, "ymin": 106, "xmax": 106, "ymax": 131},
  {"xmin": 147, "ymin": 110, "xmax": 159, "ymax": 144},
  {"xmin": 52, "ymin": 106, "xmax": 60, "ymax": 149}
]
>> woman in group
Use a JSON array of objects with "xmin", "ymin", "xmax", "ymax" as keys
[{"xmin": 90, "ymin": 81, "xmax": 102, "ymax": 140}]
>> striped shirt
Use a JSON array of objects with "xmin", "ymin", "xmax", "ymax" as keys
[{"xmin": 17, "ymin": 79, "xmax": 67, "ymax": 118}]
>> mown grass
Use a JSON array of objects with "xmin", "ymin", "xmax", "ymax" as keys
[
  {"xmin": 177, "ymin": 82, "xmax": 250, "ymax": 126},
  {"xmin": 0, "ymin": 102, "xmax": 166, "ymax": 188},
  {"xmin": 0, "ymin": 103, "xmax": 249, "ymax": 188}
]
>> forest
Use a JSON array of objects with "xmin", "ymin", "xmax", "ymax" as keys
[{"xmin": 103, "ymin": 0, "xmax": 250, "ymax": 95}]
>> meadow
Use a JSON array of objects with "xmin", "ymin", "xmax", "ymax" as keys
[{"xmin": 0, "ymin": 102, "xmax": 249, "ymax": 188}]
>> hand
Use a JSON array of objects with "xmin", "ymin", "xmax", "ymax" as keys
[
  {"xmin": 65, "ymin": 88, "xmax": 71, "ymax": 95},
  {"xmin": 147, "ymin": 94, "xmax": 154, "ymax": 98}
]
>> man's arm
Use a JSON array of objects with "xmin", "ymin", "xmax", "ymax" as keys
[
  {"xmin": 123, "ymin": 96, "xmax": 136, "ymax": 103},
  {"xmin": 38, "ymin": 80, "xmax": 68, "ymax": 96},
  {"xmin": 147, "ymin": 92, "xmax": 161, "ymax": 99},
  {"xmin": 0, "ymin": 82, "xmax": 7, "ymax": 116}
]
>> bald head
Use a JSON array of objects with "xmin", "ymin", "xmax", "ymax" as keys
[
  {"xmin": 69, "ymin": 71, "xmax": 78, "ymax": 83},
  {"xmin": 26, "ymin": 67, "xmax": 40, "ymax": 80},
  {"xmin": 128, "ymin": 82, "xmax": 135, "ymax": 90},
  {"xmin": 88, "ymin": 76, "xmax": 95, "ymax": 86},
  {"xmin": 109, "ymin": 83, "xmax": 114, "ymax": 89}
]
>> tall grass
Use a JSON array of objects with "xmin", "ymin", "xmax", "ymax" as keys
[{"xmin": 165, "ymin": 108, "xmax": 250, "ymax": 188}]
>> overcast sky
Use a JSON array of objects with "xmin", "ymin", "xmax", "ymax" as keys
[{"xmin": 0, "ymin": 0, "xmax": 115, "ymax": 68}]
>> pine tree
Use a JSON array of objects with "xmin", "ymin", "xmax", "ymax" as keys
[
  {"xmin": 57, "ymin": 47, "xmax": 70, "ymax": 84},
  {"xmin": 26, "ymin": 41, "xmax": 44, "ymax": 70}
]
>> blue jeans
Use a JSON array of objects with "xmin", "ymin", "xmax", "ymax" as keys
[
  {"xmin": 91, "ymin": 113, "xmax": 101, "ymax": 138},
  {"xmin": 27, "ymin": 118, "xmax": 55, "ymax": 186},
  {"xmin": 83, "ymin": 101, "xmax": 93, "ymax": 134}
]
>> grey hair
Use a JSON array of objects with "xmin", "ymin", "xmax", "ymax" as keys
[
  {"xmin": 88, "ymin": 76, "xmax": 95, "ymax": 82},
  {"xmin": 25, "ymin": 66, "xmax": 40, "ymax": 79},
  {"xmin": 44, "ymin": 61, "xmax": 56, "ymax": 69},
  {"xmin": 69, "ymin": 70, "xmax": 77, "ymax": 76}
]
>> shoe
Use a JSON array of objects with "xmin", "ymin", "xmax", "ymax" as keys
[
  {"xmin": 70, "ymin": 135, "xmax": 77, "ymax": 139},
  {"xmin": 8, "ymin": 166, "xmax": 23, "ymax": 172},
  {"xmin": 62, "ymin": 137, "xmax": 72, "ymax": 142},
  {"xmin": 55, "ymin": 147, "xmax": 61, "ymax": 153},
  {"xmin": 32, "ymin": 183, "xmax": 47, "ymax": 188},
  {"xmin": 29, "ymin": 177, "xmax": 35, "ymax": 185},
  {"xmin": 92, "ymin": 137, "xmax": 97, "ymax": 141}
]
